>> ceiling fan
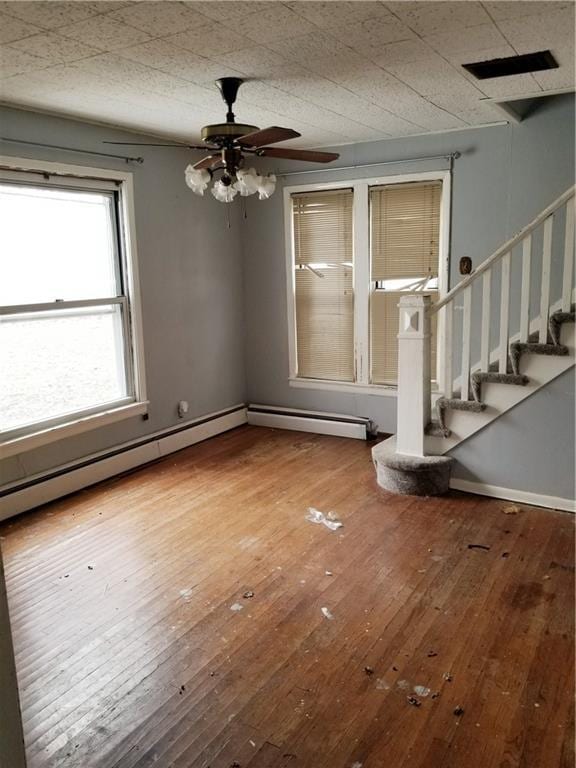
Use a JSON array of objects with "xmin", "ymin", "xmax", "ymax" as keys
[{"xmin": 104, "ymin": 77, "xmax": 340, "ymax": 202}]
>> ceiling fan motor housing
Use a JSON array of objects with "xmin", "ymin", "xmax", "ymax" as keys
[{"xmin": 201, "ymin": 122, "xmax": 259, "ymax": 146}]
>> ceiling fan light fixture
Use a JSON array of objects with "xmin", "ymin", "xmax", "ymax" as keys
[
  {"xmin": 184, "ymin": 165, "xmax": 211, "ymax": 195},
  {"xmin": 211, "ymin": 178, "xmax": 238, "ymax": 203},
  {"xmin": 233, "ymin": 167, "xmax": 259, "ymax": 196},
  {"xmin": 256, "ymin": 173, "xmax": 276, "ymax": 200}
]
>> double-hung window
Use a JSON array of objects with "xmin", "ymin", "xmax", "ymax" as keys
[
  {"xmin": 0, "ymin": 157, "xmax": 146, "ymax": 456},
  {"xmin": 286, "ymin": 171, "xmax": 449, "ymax": 392}
]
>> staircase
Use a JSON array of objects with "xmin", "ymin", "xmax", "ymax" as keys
[{"xmin": 373, "ymin": 186, "xmax": 575, "ymax": 497}]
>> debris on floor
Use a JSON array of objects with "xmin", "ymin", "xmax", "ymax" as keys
[
  {"xmin": 502, "ymin": 504, "xmax": 521, "ymax": 514},
  {"xmin": 397, "ymin": 679, "xmax": 410, "ymax": 690},
  {"xmin": 325, "ymin": 570, "xmax": 333, "ymax": 576},
  {"xmin": 87, "ymin": 565, "xmax": 94, "ymax": 570},
  {"xmin": 351, "ymin": 762, "xmax": 363, "ymax": 768},
  {"xmin": 306, "ymin": 507, "xmax": 343, "ymax": 531},
  {"xmin": 179, "ymin": 685, "xmax": 185, "ymax": 694},
  {"xmin": 407, "ymin": 695, "xmax": 422, "ymax": 707},
  {"xmin": 375, "ymin": 678, "xmax": 390, "ymax": 690},
  {"xmin": 413, "ymin": 685, "xmax": 431, "ymax": 697},
  {"xmin": 321, "ymin": 606, "xmax": 335, "ymax": 620},
  {"xmin": 467, "ymin": 543, "xmax": 491, "ymax": 551},
  {"xmin": 431, "ymin": 691, "xmax": 440, "ymax": 699},
  {"xmin": 230, "ymin": 603, "xmax": 244, "ymax": 612},
  {"xmin": 502, "ymin": 552, "xmax": 510, "ymax": 558},
  {"xmin": 442, "ymin": 673, "xmax": 453, "ymax": 682},
  {"xmin": 427, "ymin": 650, "xmax": 438, "ymax": 657},
  {"xmin": 453, "ymin": 706, "xmax": 465, "ymax": 716},
  {"xmin": 243, "ymin": 590, "xmax": 255, "ymax": 599},
  {"xmin": 364, "ymin": 666, "xmax": 374, "ymax": 676}
]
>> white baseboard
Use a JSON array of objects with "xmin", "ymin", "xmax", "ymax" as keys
[
  {"xmin": 450, "ymin": 477, "xmax": 575, "ymax": 513},
  {"xmin": 246, "ymin": 404, "xmax": 368, "ymax": 440},
  {"xmin": 0, "ymin": 406, "xmax": 247, "ymax": 521}
]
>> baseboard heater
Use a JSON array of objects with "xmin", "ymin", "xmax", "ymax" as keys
[
  {"xmin": 247, "ymin": 403, "xmax": 372, "ymax": 440},
  {"xmin": 0, "ymin": 405, "xmax": 247, "ymax": 522}
]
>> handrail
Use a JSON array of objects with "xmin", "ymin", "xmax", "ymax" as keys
[{"xmin": 431, "ymin": 185, "xmax": 575, "ymax": 313}]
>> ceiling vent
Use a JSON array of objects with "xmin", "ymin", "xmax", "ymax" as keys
[{"xmin": 462, "ymin": 50, "xmax": 558, "ymax": 80}]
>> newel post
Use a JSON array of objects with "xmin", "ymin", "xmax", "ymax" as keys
[{"xmin": 396, "ymin": 295, "xmax": 431, "ymax": 457}]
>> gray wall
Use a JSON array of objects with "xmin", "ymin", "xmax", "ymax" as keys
[
  {"xmin": 242, "ymin": 93, "xmax": 574, "ymax": 427},
  {"xmin": 241, "ymin": 93, "xmax": 574, "ymax": 497},
  {"xmin": 0, "ymin": 106, "xmax": 246, "ymax": 487},
  {"xmin": 450, "ymin": 368, "xmax": 575, "ymax": 501}
]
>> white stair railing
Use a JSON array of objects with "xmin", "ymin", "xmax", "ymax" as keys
[{"xmin": 396, "ymin": 186, "xmax": 575, "ymax": 456}]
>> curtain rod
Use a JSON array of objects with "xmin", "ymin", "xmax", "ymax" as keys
[
  {"xmin": 0, "ymin": 137, "xmax": 144, "ymax": 164},
  {"xmin": 277, "ymin": 151, "xmax": 460, "ymax": 177}
]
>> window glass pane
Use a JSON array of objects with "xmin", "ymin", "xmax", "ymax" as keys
[
  {"xmin": 0, "ymin": 183, "xmax": 119, "ymax": 305},
  {"xmin": 0, "ymin": 305, "xmax": 128, "ymax": 433},
  {"xmin": 292, "ymin": 189, "xmax": 355, "ymax": 382}
]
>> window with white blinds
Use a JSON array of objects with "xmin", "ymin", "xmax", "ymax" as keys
[
  {"xmin": 370, "ymin": 181, "xmax": 442, "ymax": 385},
  {"xmin": 292, "ymin": 189, "xmax": 354, "ymax": 381},
  {"xmin": 287, "ymin": 173, "xmax": 447, "ymax": 391}
]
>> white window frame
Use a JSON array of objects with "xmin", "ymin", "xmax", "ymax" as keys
[
  {"xmin": 284, "ymin": 169, "xmax": 451, "ymax": 396},
  {"xmin": 0, "ymin": 155, "xmax": 148, "ymax": 459}
]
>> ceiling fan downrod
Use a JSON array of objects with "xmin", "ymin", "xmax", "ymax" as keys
[{"xmin": 216, "ymin": 77, "xmax": 244, "ymax": 124}]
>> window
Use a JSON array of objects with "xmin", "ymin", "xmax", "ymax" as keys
[
  {"xmin": 286, "ymin": 172, "xmax": 449, "ymax": 393},
  {"xmin": 0, "ymin": 158, "xmax": 146, "ymax": 455}
]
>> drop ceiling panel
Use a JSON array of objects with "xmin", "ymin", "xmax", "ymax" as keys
[{"xmin": 0, "ymin": 0, "xmax": 573, "ymax": 147}]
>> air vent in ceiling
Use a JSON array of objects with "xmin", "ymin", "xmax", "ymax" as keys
[{"xmin": 462, "ymin": 50, "xmax": 558, "ymax": 80}]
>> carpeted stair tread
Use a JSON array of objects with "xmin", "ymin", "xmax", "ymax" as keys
[
  {"xmin": 425, "ymin": 421, "xmax": 451, "ymax": 438},
  {"xmin": 549, "ymin": 310, "xmax": 575, "ymax": 345},
  {"xmin": 470, "ymin": 372, "xmax": 529, "ymax": 403},
  {"xmin": 509, "ymin": 341, "xmax": 569, "ymax": 375},
  {"xmin": 438, "ymin": 397, "xmax": 486, "ymax": 413}
]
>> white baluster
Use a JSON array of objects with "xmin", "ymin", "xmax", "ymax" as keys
[
  {"xmin": 461, "ymin": 286, "xmax": 472, "ymax": 400},
  {"xmin": 444, "ymin": 301, "xmax": 453, "ymax": 398},
  {"xmin": 539, "ymin": 215, "xmax": 553, "ymax": 342},
  {"xmin": 480, "ymin": 269, "xmax": 491, "ymax": 371},
  {"xmin": 562, "ymin": 200, "xmax": 575, "ymax": 312},
  {"xmin": 520, "ymin": 235, "xmax": 532, "ymax": 343},
  {"xmin": 499, "ymin": 252, "xmax": 511, "ymax": 373}
]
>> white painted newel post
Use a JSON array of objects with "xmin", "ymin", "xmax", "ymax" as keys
[{"xmin": 396, "ymin": 295, "xmax": 431, "ymax": 457}]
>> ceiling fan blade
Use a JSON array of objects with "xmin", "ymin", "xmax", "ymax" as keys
[
  {"xmin": 237, "ymin": 126, "xmax": 301, "ymax": 148},
  {"xmin": 103, "ymin": 141, "xmax": 208, "ymax": 150},
  {"xmin": 193, "ymin": 155, "xmax": 220, "ymax": 170},
  {"xmin": 258, "ymin": 147, "xmax": 340, "ymax": 163}
]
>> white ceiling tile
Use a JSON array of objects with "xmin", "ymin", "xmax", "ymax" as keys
[
  {"xmin": 385, "ymin": 55, "xmax": 479, "ymax": 96},
  {"xmin": 452, "ymin": 105, "xmax": 502, "ymax": 125},
  {"xmin": 8, "ymin": 32, "xmax": 101, "ymax": 65},
  {"xmin": 0, "ymin": 12, "xmax": 44, "ymax": 44},
  {"xmin": 109, "ymin": 2, "xmax": 210, "ymax": 36},
  {"xmin": 164, "ymin": 23, "xmax": 252, "ymax": 57},
  {"xmin": 428, "ymin": 88, "xmax": 485, "ymax": 114},
  {"xmin": 285, "ymin": 1, "xmax": 392, "ymax": 29},
  {"xmin": 474, "ymin": 73, "xmax": 543, "ymax": 98},
  {"xmin": 117, "ymin": 39, "xmax": 241, "ymax": 84},
  {"xmin": 208, "ymin": 45, "xmax": 294, "ymax": 78},
  {"xmin": 385, "ymin": 1, "xmax": 491, "ymax": 35},
  {"xmin": 0, "ymin": 45, "xmax": 49, "ymax": 78},
  {"xmin": 328, "ymin": 14, "xmax": 416, "ymax": 53},
  {"xmin": 57, "ymin": 15, "xmax": 152, "ymax": 52},
  {"xmin": 496, "ymin": 6, "xmax": 575, "ymax": 51},
  {"xmin": 182, "ymin": 2, "xmax": 277, "ymax": 22},
  {"xmin": 424, "ymin": 22, "xmax": 509, "ymax": 57},
  {"xmin": 370, "ymin": 38, "xmax": 439, "ymax": 68},
  {"xmin": 219, "ymin": 4, "xmax": 317, "ymax": 43},
  {"xmin": 482, "ymin": 2, "xmax": 573, "ymax": 23},
  {"xmin": 0, "ymin": 2, "xmax": 115, "ymax": 30}
]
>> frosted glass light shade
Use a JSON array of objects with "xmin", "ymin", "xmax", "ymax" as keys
[
  {"xmin": 233, "ymin": 168, "xmax": 259, "ymax": 196},
  {"xmin": 256, "ymin": 173, "xmax": 276, "ymax": 200},
  {"xmin": 211, "ymin": 179, "xmax": 238, "ymax": 203},
  {"xmin": 184, "ymin": 166, "xmax": 210, "ymax": 195}
]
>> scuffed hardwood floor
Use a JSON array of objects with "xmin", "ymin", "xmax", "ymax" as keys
[{"xmin": 0, "ymin": 425, "xmax": 573, "ymax": 768}]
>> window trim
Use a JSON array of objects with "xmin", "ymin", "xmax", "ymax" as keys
[
  {"xmin": 284, "ymin": 169, "xmax": 451, "ymax": 395},
  {"xmin": 0, "ymin": 155, "xmax": 147, "ymax": 458}
]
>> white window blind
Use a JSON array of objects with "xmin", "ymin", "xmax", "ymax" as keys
[
  {"xmin": 292, "ymin": 189, "xmax": 354, "ymax": 381},
  {"xmin": 370, "ymin": 181, "xmax": 442, "ymax": 385}
]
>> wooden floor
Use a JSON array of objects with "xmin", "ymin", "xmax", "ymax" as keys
[{"xmin": 1, "ymin": 425, "xmax": 574, "ymax": 768}]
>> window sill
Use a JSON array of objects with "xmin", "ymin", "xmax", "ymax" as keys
[
  {"xmin": 289, "ymin": 377, "xmax": 399, "ymax": 396},
  {"xmin": 0, "ymin": 401, "xmax": 149, "ymax": 459}
]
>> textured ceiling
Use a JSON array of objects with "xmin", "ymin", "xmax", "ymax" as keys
[{"xmin": 0, "ymin": 1, "xmax": 574, "ymax": 147}]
